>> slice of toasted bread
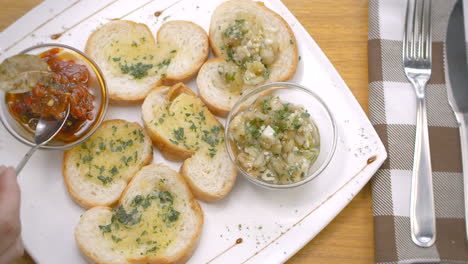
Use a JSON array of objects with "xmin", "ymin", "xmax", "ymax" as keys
[
  {"xmin": 197, "ymin": 58, "xmax": 256, "ymax": 117},
  {"xmin": 158, "ymin": 21, "xmax": 209, "ymax": 84},
  {"xmin": 197, "ymin": 0, "xmax": 298, "ymax": 117},
  {"xmin": 85, "ymin": 20, "xmax": 209, "ymax": 103},
  {"xmin": 142, "ymin": 83, "xmax": 237, "ymax": 202},
  {"xmin": 63, "ymin": 119, "xmax": 153, "ymax": 208},
  {"xmin": 75, "ymin": 164, "xmax": 203, "ymax": 264}
]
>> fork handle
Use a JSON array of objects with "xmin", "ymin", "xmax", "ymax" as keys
[
  {"xmin": 454, "ymin": 112, "xmax": 468, "ymax": 242},
  {"xmin": 411, "ymin": 95, "xmax": 436, "ymax": 247}
]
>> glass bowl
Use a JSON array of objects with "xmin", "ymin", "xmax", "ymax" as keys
[
  {"xmin": 0, "ymin": 44, "xmax": 108, "ymax": 150},
  {"xmin": 225, "ymin": 82, "xmax": 337, "ymax": 189}
]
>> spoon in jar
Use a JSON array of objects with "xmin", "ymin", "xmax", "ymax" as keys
[{"xmin": 16, "ymin": 104, "xmax": 70, "ymax": 174}]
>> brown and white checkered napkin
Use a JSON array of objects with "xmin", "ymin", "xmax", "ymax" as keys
[{"xmin": 369, "ymin": 0, "xmax": 468, "ymax": 263}]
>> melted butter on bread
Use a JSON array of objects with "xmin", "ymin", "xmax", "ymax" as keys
[
  {"xmin": 150, "ymin": 87, "xmax": 224, "ymax": 158},
  {"xmin": 63, "ymin": 119, "xmax": 153, "ymax": 208},
  {"xmin": 86, "ymin": 20, "xmax": 209, "ymax": 101},
  {"xmin": 103, "ymin": 35, "xmax": 177, "ymax": 80},
  {"xmin": 73, "ymin": 122, "xmax": 148, "ymax": 185},
  {"xmin": 75, "ymin": 164, "xmax": 203, "ymax": 263},
  {"xmin": 142, "ymin": 83, "xmax": 237, "ymax": 202},
  {"xmin": 97, "ymin": 185, "xmax": 181, "ymax": 256}
]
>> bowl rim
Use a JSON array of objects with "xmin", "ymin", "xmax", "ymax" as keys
[
  {"xmin": 0, "ymin": 43, "xmax": 108, "ymax": 150},
  {"xmin": 224, "ymin": 81, "xmax": 338, "ymax": 189}
]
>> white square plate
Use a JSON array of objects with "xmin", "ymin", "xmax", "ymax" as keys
[{"xmin": 0, "ymin": 0, "xmax": 386, "ymax": 263}]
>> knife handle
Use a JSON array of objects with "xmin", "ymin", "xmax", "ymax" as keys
[
  {"xmin": 454, "ymin": 112, "xmax": 468, "ymax": 241},
  {"xmin": 411, "ymin": 96, "xmax": 436, "ymax": 247}
]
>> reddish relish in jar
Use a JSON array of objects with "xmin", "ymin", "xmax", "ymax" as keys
[{"xmin": 6, "ymin": 48, "xmax": 97, "ymax": 142}]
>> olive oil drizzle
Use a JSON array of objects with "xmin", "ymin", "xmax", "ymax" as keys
[
  {"xmin": 117, "ymin": 0, "xmax": 182, "ymax": 20},
  {"xmin": 117, "ymin": 0, "xmax": 158, "ymax": 19},
  {"xmin": 153, "ymin": 0, "xmax": 182, "ymax": 17},
  {"xmin": 206, "ymin": 238, "xmax": 243, "ymax": 264}
]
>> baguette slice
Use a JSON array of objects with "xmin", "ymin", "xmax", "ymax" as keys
[
  {"xmin": 75, "ymin": 164, "xmax": 203, "ymax": 264},
  {"xmin": 86, "ymin": 20, "xmax": 209, "ymax": 103},
  {"xmin": 197, "ymin": 0, "xmax": 298, "ymax": 117},
  {"xmin": 142, "ymin": 83, "xmax": 237, "ymax": 202},
  {"xmin": 63, "ymin": 119, "xmax": 153, "ymax": 208}
]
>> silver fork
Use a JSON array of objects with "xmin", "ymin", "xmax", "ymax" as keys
[{"xmin": 403, "ymin": 0, "xmax": 435, "ymax": 247}]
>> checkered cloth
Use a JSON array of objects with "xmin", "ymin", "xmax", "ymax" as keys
[{"xmin": 369, "ymin": 0, "xmax": 468, "ymax": 263}]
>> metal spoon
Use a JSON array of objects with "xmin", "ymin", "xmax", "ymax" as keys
[{"xmin": 16, "ymin": 105, "xmax": 70, "ymax": 174}]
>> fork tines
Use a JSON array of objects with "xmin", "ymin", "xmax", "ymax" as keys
[{"xmin": 404, "ymin": 0, "xmax": 432, "ymax": 62}]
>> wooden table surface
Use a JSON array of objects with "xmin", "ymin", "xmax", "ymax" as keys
[{"xmin": 0, "ymin": 0, "xmax": 373, "ymax": 263}]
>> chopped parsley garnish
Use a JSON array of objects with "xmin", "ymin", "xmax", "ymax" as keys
[
  {"xmin": 201, "ymin": 126, "xmax": 222, "ymax": 148},
  {"xmin": 158, "ymin": 191, "xmax": 174, "ymax": 205},
  {"xmin": 224, "ymin": 71, "xmax": 236, "ymax": 82},
  {"xmin": 198, "ymin": 111, "xmax": 206, "ymax": 121},
  {"xmin": 226, "ymin": 45, "xmax": 235, "ymax": 62},
  {"xmin": 246, "ymin": 118, "xmax": 264, "ymax": 139},
  {"xmin": 276, "ymin": 104, "xmax": 293, "ymax": 120},
  {"xmin": 173, "ymin": 127, "xmax": 185, "ymax": 142},
  {"xmin": 189, "ymin": 123, "xmax": 197, "ymax": 131},
  {"xmin": 111, "ymin": 235, "xmax": 122, "ymax": 243},
  {"xmin": 82, "ymin": 154, "xmax": 93, "ymax": 163},
  {"xmin": 262, "ymin": 67, "xmax": 270, "ymax": 79},
  {"xmin": 94, "ymin": 165, "xmax": 105, "ymax": 174},
  {"xmin": 136, "ymin": 129, "xmax": 145, "ymax": 143},
  {"xmin": 119, "ymin": 62, "xmax": 153, "ymax": 79},
  {"xmin": 157, "ymin": 58, "xmax": 171, "ymax": 69},
  {"xmin": 131, "ymin": 195, "xmax": 144, "ymax": 207},
  {"xmin": 146, "ymin": 246, "xmax": 159, "ymax": 253},
  {"xmin": 169, "ymin": 139, "xmax": 179, "ymax": 145},
  {"xmin": 112, "ymin": 205, "xmax": 141, "ymax": 226},
  {"xmin": 110, "ymin": 166, "xmax": 119, "ymax": 176},
  {"xmin": 291, "ymin": 117, "xmax": 302, "ymax": 129},
  {"xmin": 208, "ymin": 148, "xmax": 217, "ymax": 158},
  {"xmin": 262, "ymin": 98, "xmax": 272, "ymax": 113},
  {"xmin": 97, "ymin": 190, "xmax": 180, "ymax": 241},
  {"xmin": 164, "ymin": 207, "xmax": 180, "ymax": 223},
  {"xmin": 97, "ymin": 175, "xmax": 112, "ymax": 185},
  {"xmin": 99, "ymin": 142, "xmax": 106, "ymax": 151},
  {"xmin": 121, "ymin": 155, "xmax": 133, "ymax": 166},
  {"xmin": 224, "ymin": 19, "xmax": 246, "ymax": 39},
  {"xmin": 99, "ymin": 224, "xmax": 111, "ymax": 233}
]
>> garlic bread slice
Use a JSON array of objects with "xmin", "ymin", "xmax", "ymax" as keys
[
  {"xmin": 86, "ymin": 20, "xmax": 208, "ymax": 103},
  {"xmin": 63, "ymin": 119, "xmax": 153, "ymax": 208},
  {"xmin": 142, "ymin": 83, "xmax": 237, "ymax": 202},
  {"xmin": 197, "ymin": 0, "xmax": 298, "ymax": 117},
  {"xmin": 75, "ymin": 164, "xmax": 203, "ymax": 264}
]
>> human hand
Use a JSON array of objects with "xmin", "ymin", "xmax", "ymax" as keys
[{"xmin": 0, "ymin": 166, "xmax": 23, "ymax": 264}]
